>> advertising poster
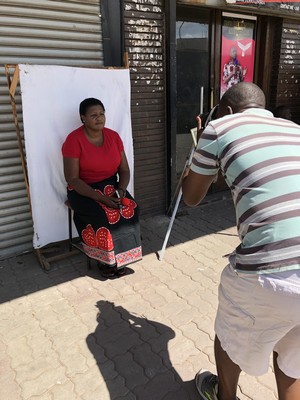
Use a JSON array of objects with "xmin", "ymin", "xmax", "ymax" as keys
[{"xmin": 220, "ymin": 16, "xmax": 256, "ymax": 97}]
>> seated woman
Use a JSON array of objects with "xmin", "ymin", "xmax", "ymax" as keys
[{"xmin": 62, "ymin": 97, "xmax": 142, "ymax": 277}]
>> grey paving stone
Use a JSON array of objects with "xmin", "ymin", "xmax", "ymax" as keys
[{"xmin": 0, "ymin": 197, "xmax": 279, "ymax": 399}]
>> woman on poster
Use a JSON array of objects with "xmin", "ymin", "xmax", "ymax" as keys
[{"xmin": 223, "ymin": 45, "xmax": 247, "ymax": 91}]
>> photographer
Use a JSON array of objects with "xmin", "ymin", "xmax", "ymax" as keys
[{"xmin": 183, "ymin": 82, "xmax": 300, "ymax": 400}]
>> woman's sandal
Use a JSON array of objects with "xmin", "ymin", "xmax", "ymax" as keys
[
  {"xmin": 98, "ymin": 263, "xmax": 116, "ymax": 278},
  {"xmin": 116, "ymin": 267, "xmax": 127, "ymax": 276}
]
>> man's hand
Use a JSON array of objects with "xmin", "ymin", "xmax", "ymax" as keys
[
  {"xmin": 196, "ymin": 115, "xmax": 204, "ymax": 142},
  {"xmin": 182, "ymin": 171, "xmax": 216, "ymax": 207}
]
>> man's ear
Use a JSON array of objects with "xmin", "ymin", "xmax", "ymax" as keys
[{"xmin": 227, "ymin": 106, "xmax": 233, "ymax": 114}]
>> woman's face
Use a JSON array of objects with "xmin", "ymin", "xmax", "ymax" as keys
[{"xmin": 82, "ymin": 105, "xmax": 106, "ymax": 131}]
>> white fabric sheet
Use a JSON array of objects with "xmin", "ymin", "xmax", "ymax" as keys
[{"xmin": 19, "ymin": 64, "xmax": 134, "ymax": 248}]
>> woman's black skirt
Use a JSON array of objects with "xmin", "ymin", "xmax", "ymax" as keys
[{"xmin": 67, "ymin": 175, "xmax": 142, "ymax": 270}]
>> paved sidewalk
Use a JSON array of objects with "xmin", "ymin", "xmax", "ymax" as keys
[{"xmin": 0, "ymin": 195, "xmax": 278, "ymax": 400}]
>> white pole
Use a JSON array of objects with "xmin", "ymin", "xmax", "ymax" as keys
[
  {"xmin": 200, "ymin": 86, "xmax": 204, "ymax": 115},
  {"xmin": 157, "ymin": 145, "xmax": 196, "ymax": 261},
  {"xmin": 157, "ymin": 187, "xmax": 183, "ymax": 261}
]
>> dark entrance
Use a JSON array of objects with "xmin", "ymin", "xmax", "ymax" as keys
[{"xmin": 176, "ymin": 6, "xmax": 211, "ymax": 176}]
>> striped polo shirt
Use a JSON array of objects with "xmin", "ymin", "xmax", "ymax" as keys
[{"xmin": 191, "ymin": 108, "xmax": 300, "ymax": 274}]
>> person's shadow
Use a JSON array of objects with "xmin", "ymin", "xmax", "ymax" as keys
[{"xmin": 86, "ymin": 301, "xmax": 199, "ymax": 399}]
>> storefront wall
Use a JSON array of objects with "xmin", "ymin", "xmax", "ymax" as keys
[
  {"xmin": 1, "ymin": 0, "xmax": 299, "ymax": 259},
  {"xmin": 171, "ymin": 1, "xmax": 300, "ymax": 194},
  {"xmin": 268, "ymin": 19, "xmax": 300, "ymax": 124},
  {"xmin": 0, "ymin": 0, "xmax": 103, "ymax": 259},
  {"xmin": 123, "ymin": 0, "xmax": 167, "ymax": 217}
]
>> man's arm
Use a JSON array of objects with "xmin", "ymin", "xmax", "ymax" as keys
[{"xmin": 182, "ymin": 170, "xmax": 216, "ymax": 207}]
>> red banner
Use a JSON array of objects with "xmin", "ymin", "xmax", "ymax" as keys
[{"xmin": 220, "ymin": 17, "xmax": 256, "ymax": 97}]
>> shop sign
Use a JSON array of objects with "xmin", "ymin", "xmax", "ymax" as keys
[{"xmin": 226, "ymin": 1, "xmax": 300, "ymax": 12}]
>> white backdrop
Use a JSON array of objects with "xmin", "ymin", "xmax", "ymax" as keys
[{"xmin": 19, "ymin": 64, "xmax": 134, "ymax": 249}]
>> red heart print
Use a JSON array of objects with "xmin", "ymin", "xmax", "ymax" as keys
[
  {"xmin": 102, "ymin": 205, "xmax": 120, "ymax": 224},
  {"xmin": 96, "ymin": 227, "xmax": 114, "ymax": 251},
  {"xmin": 104, "ymin": 185, "xmax": 115, "ymax": 197},
  {"xmin": 82, "ymin": 224, "xmax": 98, "ymax": 247},
  {"xmin": 120, "ymin": 199, "xmax": 137, "ymax": 219}
]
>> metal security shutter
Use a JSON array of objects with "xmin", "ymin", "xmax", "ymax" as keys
[
  {"xmin": 269, "ymin": 19, "xmax": 300, "ymax": 124},
  {"xmin": 123, "ymin": 0, "xmax": 166, "ymax": 217},
  {"xmin": 0, "ymin": 0, "xmax": 103, "ymax": 259}
]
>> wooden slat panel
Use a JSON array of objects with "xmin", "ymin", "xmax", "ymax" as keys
[
  {"xmin": 269, "ymin": 19, "xmax": 300, "ymax": 124},
  {"xmin": 124, "ymin": 0, "xmax": 166, "ymax": 217},
  {"xmin": 0, "ymin": 0, "xmax": 103, "ymax": 259}
]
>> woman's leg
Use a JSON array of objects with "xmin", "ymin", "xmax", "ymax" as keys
[
  {"xmin": 215, "ymin": 335, "xmax": 241, "ymax": 400},
  {"xmin": 274, "ymin": 352, "xmax": 300, "ymax": 400}
]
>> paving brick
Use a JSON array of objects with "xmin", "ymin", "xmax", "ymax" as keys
[
  {"xmin": 83, "ymin": 374, "xmax": 128, "ymax": 400},
  {"xmin": 180, "ymin": 322, "xmax": 213, "ymax": 351},
  {"xmin": 168, "ymin": 307, "xmax": 197, "ymax": 327},
  {"xmin": 92, "ymin": 314, "xmax": 143, "ymax": 358},
  {"xmin": 257, "ymin": 367, "xmax": 277, "ymax": 392},
  {"xmin": 114, "ymin": 352, "xmax": 148, "ymax": 389},
  {"xmin": 162, "ymin": 386, "xmax": 199, "ymax": 400},
  {"xmin": 239, "ymin": 373, "xmax": 278, "ymax": 400},
  {"xmin": 46, "ymin": 317, "xmax": 90, "ymax": 350},
  {"xmin": 115, "ymin": 392, "xmax": 136, "ymax": 400},
  {"xmin": 58, "ymin": 346, "xmax": 90, "ymax": 375},
  {"xmin": 7, "ymin": 337, "xmax": 33, "ymax": 368},
  {"xmin": 71, "ymin": 364, "xmax": 108, "ymax": 396},
  {"xmin": 140, "ymin": 287, "xmax": 168, "ymax": 311},
  {"xmin": 188, "ymin": 353, "xmax": 216, "ymax": 376},
  {"xmin": 20, "ymin": 365, "xmax": 67, "ymax": 399},
  {"xmin": 0, "ymin": 359, "xmax": 22, "ymax": 400},
  {"xmin": 131, "ymin": 342, "xmax": 167, "ymax": 378},
  {"xmin": 0, "ymin": 315, "xmax": 41, "ymax": 344},
  {"xmin": 44, "ymin": 379, "xmax": 77, "ymax": 400},
  {"xmin": 0, "ymin": 197, "xmax": 280, "ymax": 400},
  {"xmin": 132, "ymin": 370, "xmax": 181, "ymax": 400}
]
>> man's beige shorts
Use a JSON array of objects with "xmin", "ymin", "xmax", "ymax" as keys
[{"xmin": 215, "ymin": 264, "xmax": 300, "ymax": 379}]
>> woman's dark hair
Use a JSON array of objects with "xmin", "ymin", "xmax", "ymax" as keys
[{"xmin": 79, "ymin": 98, "xmax": 105, "ymax": 117}]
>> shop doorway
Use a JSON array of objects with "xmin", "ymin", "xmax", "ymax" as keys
[
  {"xmin": 174, "ymin": 7, "xmax": 258, "ymax": 195},
  {"xmin": 176, "ymin": 7, "xmax": 211, "ymax": 176}
]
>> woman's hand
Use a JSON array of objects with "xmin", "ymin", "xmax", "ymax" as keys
[
  {"xmin": 92, "ymin": 191, "xmax": 121, "ymax": 209},
  {"xmin": 101, "ymin": 196, "xmax": 121, "ymax": 209},
  {"xmin": 116, "ymin": 188, "xmax": 126, "ymax": 199},
  {"xmin": 118, "ymin": 152, "xmax": 130, "ymax": 195}
]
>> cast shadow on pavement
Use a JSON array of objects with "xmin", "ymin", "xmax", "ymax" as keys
[
  {"xmin": 86, "ymin": 300, "xmax": 200, "ymax": 399},
  {"xmin": 0, "ymin": 194, "xmax": 236, "ymax": 304},
  {"xmin": 140, "ymin": 192, "xmax": 236, "ymax": 257}
]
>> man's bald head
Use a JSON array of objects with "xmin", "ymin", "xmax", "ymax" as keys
[{"xmin": 218, "ymin": 82, "xmax": 266, "ymax": 117}]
